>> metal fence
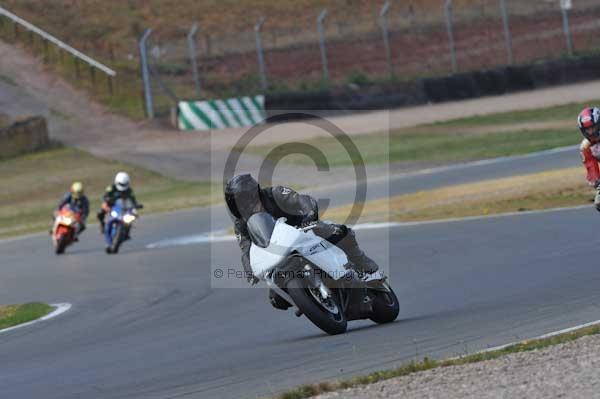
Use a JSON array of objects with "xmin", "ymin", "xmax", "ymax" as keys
[
  {"xmin": 138, "ymin": 0, "xmax": 600, "ymax": 118},
  {"xmin": 0, "ymin": 6, "xmax": 116, "ymax": 96}
]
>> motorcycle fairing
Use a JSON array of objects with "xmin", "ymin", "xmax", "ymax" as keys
[{"xmin": 250, "ymin": 218, "xmax": 349, "ymax": 280}]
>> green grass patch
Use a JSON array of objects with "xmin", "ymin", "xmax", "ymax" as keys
[
  {"xmin": 0, "ymin": 147, "xmax": 221, "ymax": 237},
  {"xmin": 276, "ymin": 323, "xmax": 600, "ymax": 399},
  {"xmin": 428, "ymin": 99, "xmax": 600, "ymax": 129},
  {"xmin": 0, "ymin": 303, "xmax": 53, "ymax": 330},
  {"xmin": 0, "ymin": 114, "xmax": 10, "ymax": 129},
  {"xmin": 246, "ymin": 128, "xmax": 578, "ymax": 167},
  {"xmin": 0, "ymin": 73, "xmax": 17, "ymax": 87}
]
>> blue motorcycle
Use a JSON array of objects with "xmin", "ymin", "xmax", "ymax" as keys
[{"xmin": 104, "ymin": 198, "xmax": 143, "ymax": 254}]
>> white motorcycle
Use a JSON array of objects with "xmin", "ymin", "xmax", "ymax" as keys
[{"xmin": 248, "ymin": 212, "xmax": 399, "ymax": 335}]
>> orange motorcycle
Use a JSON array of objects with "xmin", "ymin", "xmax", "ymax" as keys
[{"xmin": 52, "ymin": 204, "xmax": 82, "ymax": 255}]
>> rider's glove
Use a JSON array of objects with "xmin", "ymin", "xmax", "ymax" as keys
[{"xmin": 300, "ymin": 211, "xmax": 317, "ymax": 227}]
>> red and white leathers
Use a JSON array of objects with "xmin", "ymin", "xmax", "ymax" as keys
[
  {"xmin": 580, "ymin": 138, "xmax": 600, "ymax": 185},
  {"xmin": 580, "ymin": 138, "xmax": 600, "ymax": 211}
]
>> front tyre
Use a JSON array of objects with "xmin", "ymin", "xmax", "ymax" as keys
[
  {"xmin": 110, "ymin": 224, "xmax": 123, "ymax": 254},
  {"xmin": 369, "ymin": 283, "xmax": 399, "ymax": 324},
  {"xmin": 55, "ymin": 235, "xmax": 67, "ymax": 255},
  {"xmin": 287, "ymin": 277, "xmax": 347, "ymax": 335}
]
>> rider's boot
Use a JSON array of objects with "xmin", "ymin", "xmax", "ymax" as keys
[
  {"xmin": 97, "ymin": 210, "xmax": 106, "ymax": 234},
  {"xmin": 336, "ymin": 228, "xmax": 379, "ymax": 274},
  {"xmin": 74, "ymin": 224, "xmax": 85, "ymax": 241}
]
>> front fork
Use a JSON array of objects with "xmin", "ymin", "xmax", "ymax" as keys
[
  {"xmin": 104, "ymin": 220, "xmax": 123, "ymax": 246},
  {"xmin": 265, "ymin": 274, "xmax": 296, "ymax": 312},
  {"xmin": 266, "ymin": 263, "xmax": 336, "ymax": 314}
]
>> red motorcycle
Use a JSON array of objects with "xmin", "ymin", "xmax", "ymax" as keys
[{"xmin": 52, "ymin": 204, "xmax": 82, "ymax": 255}]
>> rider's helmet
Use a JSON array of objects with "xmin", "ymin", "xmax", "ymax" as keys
[
  {"xmin": 224, "ymin": 173, "xmax": 260, "ymax": 219},
  {"xmin": 114, "ymin": 172, "xmax": 130, "ymax": 192},
  {"xmin": 578, "ymin": 107, "xmax": 600, "ymax": 142},
  {"xmin": 70, "ymin": 182, "xmax": 84, "ymax": 199}
]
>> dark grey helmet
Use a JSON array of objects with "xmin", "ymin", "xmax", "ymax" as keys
[{"xmin": 224, "ymin": 174, "xmax": 260, "ymax": 219}]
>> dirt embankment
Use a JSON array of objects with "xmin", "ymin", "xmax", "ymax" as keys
[
  {"xmin": 0, "ymin": 116, "xmax": 50, "ymax": 159},
  {"xmin": 1, "ymin": 36, "xmax": 600, "ymax": 185}
]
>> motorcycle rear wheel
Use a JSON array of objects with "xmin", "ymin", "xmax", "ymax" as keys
[{"xmin": 287, "ymin": 278, "xmax": 347, "ymax": 335}]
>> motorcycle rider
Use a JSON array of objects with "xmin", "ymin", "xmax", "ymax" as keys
[
  {"xmin": 97, "ymin": 172, "xmax": 139, "ymax": 236},
  {"xmin": 224, "ymin": 174, "xmax": 378, "ymax": 308},
  {"xmin": 577, "ymin": 107, "xmax": 600, "ymax": 211},
  {"xmin": 53, "ymin": 182, "xmax": 89, "ymax": 240}
]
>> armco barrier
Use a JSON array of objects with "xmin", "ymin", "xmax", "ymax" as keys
[
  {"xmin": 177, "ymin": 95, "xmax": 266, "ymax": 131},
  {"xmin": 265, "ymin": 54, "xmax": 600, "ymax": 117},
  {"xmin": 0, "ymin": 116, "xmax": 50, "ymax": 159}
]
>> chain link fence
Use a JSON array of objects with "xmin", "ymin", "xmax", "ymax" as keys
[
  {"xmin": 2, "ymin": 2, "xmax": 598, "ymax": 120},
  {"xmin": 0, "ymin": 8, "xmax": 153, "ymax": 119},
  {"xmin": 0, "ymin": 7, "xmax": 117, "ymax": 96},
  {"xmin": 140, "ymin": 1, "xmax": 600, "ymax": 118}
]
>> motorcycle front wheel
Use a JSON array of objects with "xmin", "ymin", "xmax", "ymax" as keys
[
  {"xmin": 368, "ymin": 282, "xmax": 400, "ymax": 324},
  {"xmin": 55, "ymin": 235, "xmax": 67, "ymax": 255},
  {"xmin": 287, "ymin": 277, "xmax": 347, "ymax": 335},
  {"xmin": 110, "ymin": 224, "xmax": 123, "ymax": 254}
]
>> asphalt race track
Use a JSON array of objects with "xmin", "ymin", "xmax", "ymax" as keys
[{"xmin": 2, "ymin": 149, "xmax": 599, "ymax": 399}]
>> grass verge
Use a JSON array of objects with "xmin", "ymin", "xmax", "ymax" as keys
[
  {"xmin": 322, "ymin": 167, "xmax": 592, "ymax": 224},
  {"xmin": 0, "ymin": 147, "xmax": 221, "ymax": 238},
  {"xmin": 0, "ymin": 303, "xmax": 53, "ymax": 330},
  {"xmin": 275, "ymin": 322, "xmax": 600, "ymax": 399},
  {"xmin": 428, "ymin": 98, "xmax": 600, "ymax": 129},
  {"xmin": 244, "ymin": 98, "xmax": 600, "ymax": 167},
  {"xmin": 246, "ymin": 127, "xmax": 578, "ymax": 167}
]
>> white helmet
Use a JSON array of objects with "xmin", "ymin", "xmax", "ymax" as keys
[{"xmin": 114, "ymin": 172, "xmax": 130, "ymax": 192}]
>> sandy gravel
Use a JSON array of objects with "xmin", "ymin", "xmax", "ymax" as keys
[{"xmin": 315, "ymin": 333, "xmax": 600, "ymax": 399}]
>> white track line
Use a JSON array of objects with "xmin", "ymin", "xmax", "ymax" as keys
[
  {"xmin": 145, "ymin": 230, "xmax": 235, "ymax": 249},
  {"xmin": 146, "ymin": 204, "xmax": 591, "ymax": 249},
  {"xmin": 392, "ymin": 145, "xmax": 578, "ymax": 180},
  {"xmin": 303, "ymin": 145, "xmax": 579, "ymax": 197},
  {"xmin": 352, "ymin": 204, "xmax": 591, "ymax": 230},
  {"xmin": 0, "ymin": 145, "xmax": 580, "ymax": 246},
  {"xmin": 0, "ymin": 303, "xmax": 72, "ymax": 335}
]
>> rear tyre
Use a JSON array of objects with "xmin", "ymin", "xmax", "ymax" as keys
[
  {"xmin": 287, "ymin": 277, "xmax": 347, "ymax": 335},
  {"xmin": 369, "ymin": 283, "xmax": 399, "ymax": 324}
]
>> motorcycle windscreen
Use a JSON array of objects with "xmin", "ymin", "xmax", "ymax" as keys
[
  {"xmin": 114, "ymin": 198, "xmax": 135, "ymax": 212},
  {"xmin": 246, "ymin": 212, "xmax": 276, "ymax": 248}
]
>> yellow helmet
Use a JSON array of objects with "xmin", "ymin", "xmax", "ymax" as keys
[{"xmin": 71, "ymin": 182, "xmax": 84, "ymax": 199}]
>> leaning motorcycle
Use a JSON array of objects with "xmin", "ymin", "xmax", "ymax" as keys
[
  {"xmin": 52, "ymin": 204, "xmax": 82, "ymax": 255},
  {"xmin": 248, "ymin": 212, "xmax": 399, "ymax": 335},
  {"xmin": 104, "ymin": 198, "xmax": 142, "ymax": 254}
]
